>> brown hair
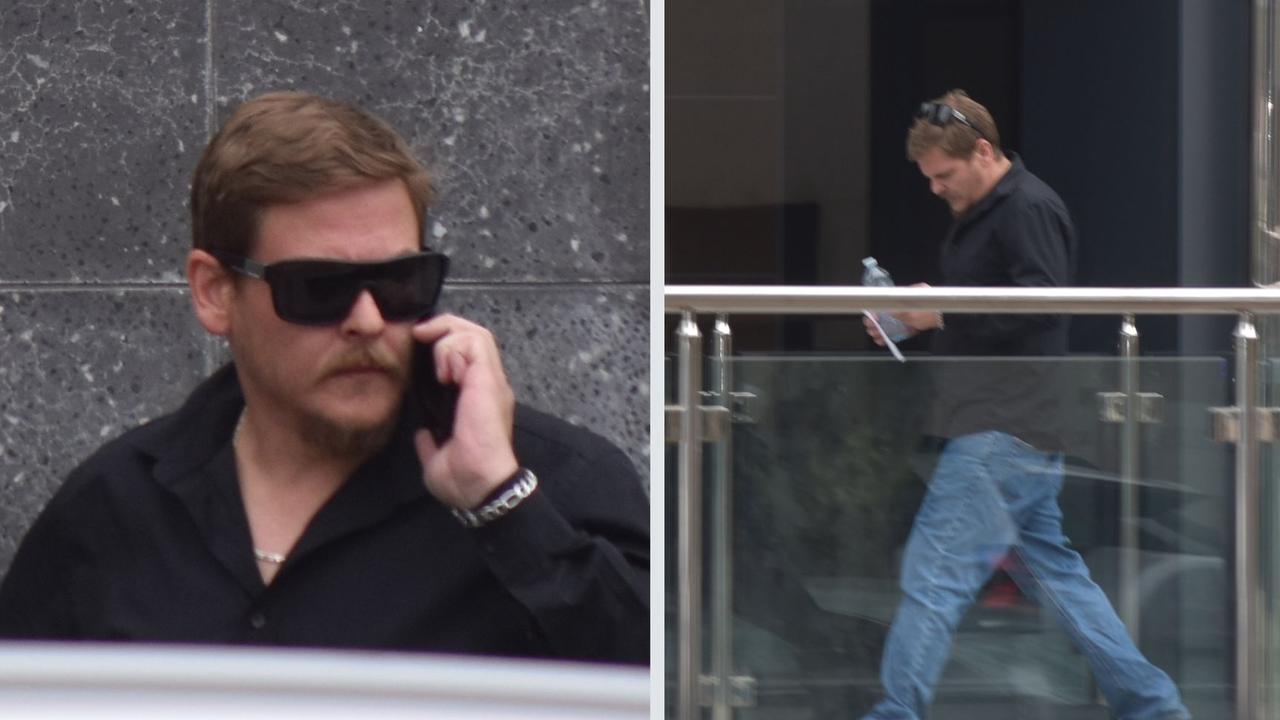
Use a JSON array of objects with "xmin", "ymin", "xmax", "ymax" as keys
[
  {"xmin": 905, "ymin": 89, "xmax": 1002, "ymax": 162},
  {"xmin": 190, "ymin": 91, "xmax": 434, "ymax": 256}
]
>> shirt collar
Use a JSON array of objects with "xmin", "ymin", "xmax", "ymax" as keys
[
  {"xmin": 138, "ymin": 363, "xmax": 244, "ymax": 490},
  {"xmin": 956, "ymin": 150, "xmax": 1025, "ymax": 225},
  {"xmin": 136, "ymin": 363, "xmax": 425, "ymax": 495},
  {"xmin": 129, "ymin": 363, "xmax": 433, "ymax": 592}
]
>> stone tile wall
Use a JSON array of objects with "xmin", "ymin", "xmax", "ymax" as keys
[{"xmin": 0, "ymin": 1, "xmax": 649, "ymax": 574}]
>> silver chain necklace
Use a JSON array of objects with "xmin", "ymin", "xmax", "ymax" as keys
[
  {"xmin": 253, "ymin": 548, "xmax": 287, "ymax": 564},
  {"xmin": 234, "ymin": 411, "xmax": 289, "ymax": 567}
]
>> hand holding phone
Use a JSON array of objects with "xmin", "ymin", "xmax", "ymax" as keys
[
  {"xmin": 410, "ymin": 314, "xmax": 519, "ymax": 511},
  {"xmin": 411, "ymin": 341, "xmax": 460, "ymax": 444}
]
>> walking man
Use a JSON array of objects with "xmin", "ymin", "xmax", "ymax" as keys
[{"xmin": 862, "ymin": 90, "xmax": 1189, "ymax": 719}]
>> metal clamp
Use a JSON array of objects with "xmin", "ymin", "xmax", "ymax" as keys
[
  {"xmin": 1208, "ymin": 407, "xmax": 1280, "ymax": 443},
  {"xmin": 698, "ymin": 675, "xmax": 757, "ymax": 708},
  {"xmin": 730, "ymin": 390, "xmax": 759, "ymax": 424},
  {"xmin": 665, "ymin": 404, "xmax": 732, "ymax": 443},
  {"xmin": 1097, "ymin": 392, "xmax": 1165, "ymax": 423},
  {"xmin": 702, "ymin": 389, "xmax": 760, "ymax": 424}
]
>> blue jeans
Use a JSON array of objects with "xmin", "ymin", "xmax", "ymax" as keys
[{"xmin": 864, "ymin": 431, "xmax": 1189, "ymax": 720}]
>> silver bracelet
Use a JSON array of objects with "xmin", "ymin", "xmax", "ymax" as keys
[{"xmin": 451, "ymin": 469, "xmax": 539, "ymax": 528}]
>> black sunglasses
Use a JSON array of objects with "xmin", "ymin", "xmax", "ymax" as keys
[
  {"xmin": 916, "ymin": 102, "xmax": 986, "ymax": 141},
  {"xmin": 212, "ymin": 250, "xmax": 449, "ymax": 325}
]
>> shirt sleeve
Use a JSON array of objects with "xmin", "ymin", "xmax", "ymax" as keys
[
  {"xmin": 465, "ymin": 446, "xmax": 649, "ymax": 664},
  {"xmin": 941, "ymin": 196, "xmax": 1074, "ymax": 344}
]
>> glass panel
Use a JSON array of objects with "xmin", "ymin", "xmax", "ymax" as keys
[
  {"xmin": 717, "ymin": 355, "xmax": 1231, "ymax": 719},
  {"xmin": 664, "ymin": 353, "xmax": 679, "ymax": 719},
  {"xmin": 1263, "ymin": 358, "xmax": 1280, "ymax": 714},
  {"xmin": 1132, "ymin": 358, "xmax": 1234, "ymax": 712}
]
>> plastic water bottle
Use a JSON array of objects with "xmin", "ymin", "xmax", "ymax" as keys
[{"xmin": 861, "ymin": 257, "xmax": 911, "ymax": 342}]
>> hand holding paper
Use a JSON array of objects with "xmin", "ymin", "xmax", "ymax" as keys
[{"xmin": 863, "ymin": 310, "xmax": 906, "ymax": 362}]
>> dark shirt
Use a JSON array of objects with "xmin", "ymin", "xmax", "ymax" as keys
[
  {"xmin": 0, "ymin": 364, "xmax": 649, "ymax": 663},
  {"xmin": 927, "ymin": 152, "xmax": 1077, "ymax": 450}
]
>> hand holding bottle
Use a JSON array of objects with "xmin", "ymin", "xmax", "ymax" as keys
[
  {"xmin": 861, "ymin": 258, "xmax": 943, "ymax": 347},
  {"xmin": 861, "ymin": 257, "xmax": 912, "ymax": 343}
]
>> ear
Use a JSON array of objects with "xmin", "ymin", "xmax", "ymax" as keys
[
  {"xmin": 973, "ymin": 138, "xmax": 997, "ymax": 163},
  {"xmin": 187, "ymin": 249, "xmax": 235, "ymax": 337}
]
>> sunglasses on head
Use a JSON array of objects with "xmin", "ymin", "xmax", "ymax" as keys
[
  {"xmin": 212, "ymin": 250, "xmax": 449, "ymax": 326},
  {"xmin": 916, "ymin": 102, "xmax": 987, "ymax": 141}
]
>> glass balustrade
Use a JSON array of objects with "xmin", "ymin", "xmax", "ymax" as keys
[
  {"xmin": 1262, "ymin": 359, "xmax": 1280, "ymax": 712},
  {"xmin": 670, "ymin": 353, "xmax": 1238, "ymax": 719}
]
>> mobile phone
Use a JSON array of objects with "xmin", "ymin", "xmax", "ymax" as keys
[{"xmin": 410, "ymin": 341, "xmax": 459, "ymax": 444}]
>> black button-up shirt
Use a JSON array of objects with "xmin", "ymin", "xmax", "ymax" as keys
[
  {"xmin": 0, "ymin": 365, "xmax": 649, "ymax": 663},
  {"xmin": 927, "ymin": 152, "xmax": 1077, "ymax": 450}
]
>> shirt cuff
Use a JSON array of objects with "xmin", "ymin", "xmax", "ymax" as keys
[{"xmin": 469, "ymin": 486, "xmax": 585, "ymax": 585}]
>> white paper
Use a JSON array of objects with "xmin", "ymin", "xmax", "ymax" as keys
[{"xmin": 863, "ymin": 310, "xmax": 906, "ymax": 363}]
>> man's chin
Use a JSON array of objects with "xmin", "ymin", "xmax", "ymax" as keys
[{"xmin": 300, "ymin": 406, "xmax": 400, "ymax": 459}]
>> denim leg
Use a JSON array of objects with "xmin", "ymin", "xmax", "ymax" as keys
[
  {"xmin": 864, "ymin": 433, "xmax": 1019, "ymax": 720},
  {"xmin": 998, "ymin": 448, "xmax": 1198, "ymax": 712},
  {"xmin": 997, "ymin": 446, "xmax": 1190, "ymax": 720}
]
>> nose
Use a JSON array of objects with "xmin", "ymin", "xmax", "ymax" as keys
[
  {"xmin": 340, "ymin": 289, "xmax": 386, "ymax": 336},
  {"xmin": 929, "ymin": 179, "xmax": 945, "ymax": 196}
]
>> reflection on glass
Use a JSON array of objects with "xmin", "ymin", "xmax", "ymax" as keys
[{"xmin": 682, "ymin": 356, "xmax": 1231, "ymax": 719}]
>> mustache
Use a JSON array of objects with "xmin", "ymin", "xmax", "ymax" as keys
[{"xmin": 321, "ymin": 345, "xmax": 406, "ymax": 381}]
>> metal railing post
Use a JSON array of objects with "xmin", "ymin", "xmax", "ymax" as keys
[
  {"xmin": 1119, "ymin": 314, "xmax": 1142, "ymax": 639},
  {"xmin": 1237, "ymin": 312, "xmax": 1262, "ymax": 720},
  {"xmin": 677, "ymin": 312, "xmax": 705, "ymax": 720},
  {"xmin": 709, "ymin": 315, "xmax": 734, "ymax": 720}
]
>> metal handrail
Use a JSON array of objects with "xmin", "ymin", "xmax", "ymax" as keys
[
  {"xmin": 666, "ymin": 283, "xmax": 1277, "ymax": 720},
  {"xmin": 665, "ymin": 284, "xmax": 1280, "ymax": 314}
]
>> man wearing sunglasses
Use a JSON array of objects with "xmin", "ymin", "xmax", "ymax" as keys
[
  {"xmin": 0, "ymin": 92, "xmax": 648, "ymax": 664},
  {"xmin": 862, "ymin": 91, "xmax": 1189, "ymax": 719}
]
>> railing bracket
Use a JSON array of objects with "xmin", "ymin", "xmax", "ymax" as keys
[
  {"xmin": 1097, "ymin": 392, "xmax": 1164, "ymax": 424},
  {"xmin": 700, "ymin": 389, "xmax": 760, "ymax": 424},
  {"xmin": 1208, "ymin": 406, "xmax": 1280, "ymax": 443},
  {"xmin": 665, "ymin": 404, "xmax": 732, "ymax": 443},
  {"xmin": 697, "ymin": 674, "xmax": 756, "ymax": 708}
]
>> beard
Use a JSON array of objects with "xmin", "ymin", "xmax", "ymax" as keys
[
  {"xmin": 299, "ymin": 343, "xmax": 408, "ymax": 459},
  {"xmin": 298, "ymin": 409, "xmax": 396, "ymax": 459},
  {"xmin": 232, "ymin": 332, "xmax": 410, "ymax": 462}
]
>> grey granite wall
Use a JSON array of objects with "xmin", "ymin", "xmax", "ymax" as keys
[{"xmin": 0, "ymin": 1, "xmax": 649, "ymax": 575}]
